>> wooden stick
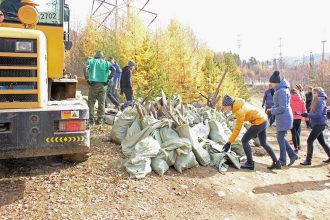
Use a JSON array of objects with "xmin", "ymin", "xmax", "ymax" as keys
[
  {"xmin": 175, "ymin": 109, "xmax": 186, "ymax": 125},
  {"xmin": 213, "ymin": 95, "xmax": 222, "ymax": 107},
  {"xmin": 136, "ymin": 104, "xmax": 144, "ymax": 120},
  {"xmin": 141, "ymin": 87, "xmax": 154, "ymax": 104},
  {"xmin": 211, "ymin": 69, "xmax": 228, "ymax": 107},
  {"xmin": 161, "ymin": 89, "xmax": 167, "ymax": 107}
]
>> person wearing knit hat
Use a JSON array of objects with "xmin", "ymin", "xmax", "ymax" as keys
[
  {"xmin": 269, "ymin": 70, "xmax": 282, "ymax": 83},
  {"xmin": 222, "ymin": 95, "xmax": 282, "ymax": 170},
  {"xmin": 295, "ymin": 84, "xmax": 306, "ymax": 102},
  {"xmin": 120, "ymin": 60, "xmax": 136, "ymax": 110},
  {"xmin": 85, "ymin": 51, "xmax": 112, "ymax": 125},
  {"xmin": 269, "ymin": 71, "xmax": 298, "ymax": 167},
  {"xmin": 222, "ymin": 95, "xmax": 235, "ymax": 107}
]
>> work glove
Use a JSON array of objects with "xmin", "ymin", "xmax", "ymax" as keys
[
  {"xmin": 223, "ymin": 142, "xmax": 231, "ymax": 152},
  {"xmin": 301, "ymin": 113, "xmax": 308, "ymax": 118}
]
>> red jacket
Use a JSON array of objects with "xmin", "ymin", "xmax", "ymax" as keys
[{"xmin": 290, "ymin": 94, "xmax": 307, "ymax": 120}]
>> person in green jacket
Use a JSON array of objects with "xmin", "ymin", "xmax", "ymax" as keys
[{"xmin": 85, "ymin": 51, "xmax": 111, "ymax": 125}]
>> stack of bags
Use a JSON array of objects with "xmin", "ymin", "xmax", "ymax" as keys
[{"xmin": 110, "ymin": 94, "xmax": 256, "ymax": 179}]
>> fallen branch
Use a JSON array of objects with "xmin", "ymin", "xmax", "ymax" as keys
[{"xmin": 210, "ymin": 69, "xmax": 228, "ymax": 108}]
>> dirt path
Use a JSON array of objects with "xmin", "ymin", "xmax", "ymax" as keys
[{"xmin": 1, "ymin": 93, "xmax": 330, "ymax": 219}]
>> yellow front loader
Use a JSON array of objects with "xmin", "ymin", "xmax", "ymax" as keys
[{"xmin": 0, "ymin": 0, "xmax": 90, "ymax": 161}]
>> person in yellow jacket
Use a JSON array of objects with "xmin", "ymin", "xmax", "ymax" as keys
[{"xmin": 222, "ymin": 95, "xmax": 282, "ymax": 170}]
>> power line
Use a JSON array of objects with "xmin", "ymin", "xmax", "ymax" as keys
[{"xmin": 90, "ymin": 0, "xmax": 157, "ymax": 29}]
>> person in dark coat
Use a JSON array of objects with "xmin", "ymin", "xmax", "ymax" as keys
[
  {"xmin": 262, "ymin": 84, "xmax": 275, "ymax": 126},
  {"xmin": 269, "ymin": 71, "xmax": 298, "ymax": 167},
  {"xmin": 300, "ymin": 87, "xmax": 330, "ymax": 165},
  {"xmin": 120, "ymin": 61, "xmax": 136, "ymax": 110},
  {"xmin": 305, "ymin": 86, "xmax": 313, "ymax": 128}
]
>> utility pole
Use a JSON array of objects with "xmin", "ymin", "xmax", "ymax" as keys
[
  {"xmin": 279, "ymin": 37, "xmax": 283, "ymax": 70},
  {"xmin": 321, "ymin": 40, "xmax": 327, "ymax": 62},
  {"xmin": 309, "ymin": 52, "xmax": 314, "ymax": 69},
  {"xmin": 237, "ymin": 34, "xmax": 241, "ymax": 51},
  {"xmin": 127, "ymin": 0, "xmax": 131, "ymax": 19},
  {"xmin": 321, "ymin": 40, "xmax": 327, "ymax": 87},
  {"xmin": 237, "ymin": 34, "xmax": 241, "ymax": 67},
  {"xmin": 115, "ymin": 0, "xmax": 118, "ymax": 32}
]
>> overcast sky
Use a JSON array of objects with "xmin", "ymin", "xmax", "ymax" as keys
[{"xmin": 66, "ymin": 0, "xmax": 330, "ymax": 61}]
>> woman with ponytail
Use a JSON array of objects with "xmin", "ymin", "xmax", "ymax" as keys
[{"xmin": 300, "ymin": 87, "xmax": 330, "ymax": 165}]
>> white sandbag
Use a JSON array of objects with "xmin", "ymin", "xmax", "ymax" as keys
[
  {"xmin": 159, "ymin": 127, "xmax": 179, "ymax": 143},
  {"xmin": 110, "ymin": 107, "xmax": 137, "ymax": 144},
  {"xmin": 141, "ymin": 115, "xmax": 158, "ymax": 128},
  {"xmin": 191, "ymin": 122, "xmax": 210, "ymax": 138},
  {"xmin": 161, "ymin": 138, "xmax": 192, "ymax": 155},
  {"xmin": 165, "ymin": 150, "xmax": 177, "ymax": 166},
  {"xmin": 151, "ymin": 157, "xmax": 169, "ymax": 176},
  {"xmin": 105, "ymin": 113, "xmax": 118, "ymax": 125},
  {"xmin": 124, "ymin": 136, "xmax": 161, "ymax": 179},
  {"xmin": 125, "ymin": 158, "xmax": 152, "ymax": 179},
  {"xmin": 125, "ymin": 117, "xmax": 142, "ymax": 139},
  {"xmin": 153, "ymin": 129, "xmax": 163, "ymax": 145},
  {"xmin": 174, "ymin": 151, "xmax": 199, "ymax": 173},
  {"xmin": 151, "ymin": 147, "xmax": 178, "ymax": 176},
  {"xmin": 176, "ymin": 124, "xmax": 211, "ymax": 166},
  {"xmin": 208, "ymin": 120, "xmax": 229, "ymax": 145},
  {"xmin": 121, "ymin": 119, "xmax": 170, "ymax": 157}
]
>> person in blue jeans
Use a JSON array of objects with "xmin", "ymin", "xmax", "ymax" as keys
[
  {"xmin": 262, "ymin": 84, "xmax": 275, "ymax": 126},
  {"xmin": 269, "ymin": 71, "xmax": 298, "ymax": 166},
  {"xmin": 300, "ymin": 87, "xmax": 330, "ymax": 165},
  {"xmin": 107, "ymin": 56, "xmax": 121, "ymax": 108}
]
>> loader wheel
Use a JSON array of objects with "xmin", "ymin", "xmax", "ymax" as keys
[{"xmin": 63, "ymin": 153, "xmax": 90, "ymax": 163}]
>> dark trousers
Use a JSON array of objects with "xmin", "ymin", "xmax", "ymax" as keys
[
  {"xmin": 241, "ymin": 121, "xmax": 278, "ymax": 164},
  {"xmin": 121, "ymin": 88, "xmax": 134, "ymax": 109},
  {"xmin": 107, "ymin": 88, "xmax": 120, "ymax": 107},
  {"xmin": 306, "ymin": 125, "xmax": 330, "ymax": 160},
  {"xmin": 290, "ymin": 119, "xmax": 301, "ymax": 148}
]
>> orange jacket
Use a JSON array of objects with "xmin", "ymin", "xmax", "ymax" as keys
[{"xmin": 228, "ymin": 98, "xmax": 268, "ymax": 143}]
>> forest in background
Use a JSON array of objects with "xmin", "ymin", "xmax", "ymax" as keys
[
  {"xmin": 64, "ymin": 16, "xmax": 250, "ymax": 106},
  {"xmin": 64, "ymin": 13, "xmax": 330, "ymax": 105}
]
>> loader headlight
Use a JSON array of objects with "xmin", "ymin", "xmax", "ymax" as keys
[{"xmin": 15, "ymin": 41, "xmax": 33, "ymax": 52}]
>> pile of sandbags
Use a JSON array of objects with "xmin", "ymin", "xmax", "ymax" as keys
[{"xmin": 110, "ymin": 93, "xmax": 253, "ymax": 179}]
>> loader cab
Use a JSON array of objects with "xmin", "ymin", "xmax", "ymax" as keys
[
  {"xmin": 63, "ymin": 3, "xmax": 72, "ymax": 50},
  {"xmin": 0, "ymin": 0, "xmax": 71, "ymax": 49},
  {"xmin": 0, "ymin": 0, "xmax": 76, "ymax": 104}
]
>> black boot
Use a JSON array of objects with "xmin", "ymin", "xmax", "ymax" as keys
[
  {"xmin": 301, "ymin": 143, "xmax": 313, "ymax": 166},
  {"xmin": 267, "ymin": 160, "xmax": 282, "ymax": 170},
  {"xmin": 241, "ymin": 161, "xmax": 255, "ymax": 170},
  {"xmin": 323, "ymin": 158, "xmax": 330, "ymax": 163},
  {"xmin": 321, "ymin": 144, "xmax": 330, "ymax": 163},
  {"xmin": 300, "ymin": 160, "xmax": 311, "ymax": 165}
]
